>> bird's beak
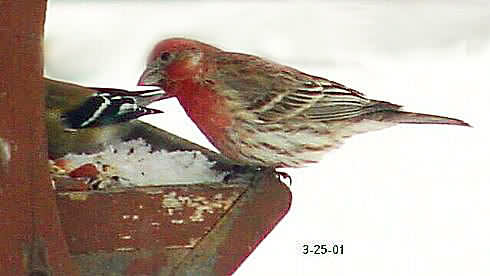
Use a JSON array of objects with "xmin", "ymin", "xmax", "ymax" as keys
[
  {"xmin": 143, "ymin": 107, "xmax": 164, "ymax": 115},
  {"xmin": 138, "ymin": 61, "xmax": 162, "ymax": 87}
]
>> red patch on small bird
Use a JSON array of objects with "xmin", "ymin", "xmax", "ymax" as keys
[{"xmin": 68, "ymin": 163, "xmax": 99, "ymax": 178}]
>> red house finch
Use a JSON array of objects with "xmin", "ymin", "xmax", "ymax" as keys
[
  {"xmin": 46, "ymin": 78, "xmax": 164, "ymax": 158},
  {"xmin": 138, "ymin": 38, "xmax": 469, "ymax": 168}
]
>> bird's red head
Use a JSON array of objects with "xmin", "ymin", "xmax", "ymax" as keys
[{"xmin": 137, "ymin": 38, "xmax": 220, "ymax": 96}]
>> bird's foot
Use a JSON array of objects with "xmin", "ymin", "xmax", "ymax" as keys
[
  {"xmin": 223, "ymin": 164, "xmax": 260, "ymax": 184},
  {"xmin": 273, "ymin": 170, "xmax": 292, "ymax": 186},
  {"xmin": 260, "ymin": 167, "xmax": 292, "ymax": 186},
  {"xmin": 222, "ymin": 165, "xmax": 292, "ymax": 186}
]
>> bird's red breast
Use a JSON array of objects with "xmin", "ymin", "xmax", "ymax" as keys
[{"xmin": 168, "ymin": 77, "xmax": 233, "ymax": 153}]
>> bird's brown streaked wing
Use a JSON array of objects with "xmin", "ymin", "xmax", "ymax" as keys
[
  {"xmin": 212, "ymin": 52, "xmax": 390, "ymax": 123},
  {"xmin": 300, "ymin": 83, "xmax": 402, "ymax": 122}
]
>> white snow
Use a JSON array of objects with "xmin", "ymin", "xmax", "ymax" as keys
[{"xmin": 61, "ymin": 138, "xmax": 227, "ymax": 186}]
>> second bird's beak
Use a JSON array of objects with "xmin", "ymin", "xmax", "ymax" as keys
[{"xmin": 142, "ymin": 107, "xmax": 164, "ymax": 116}]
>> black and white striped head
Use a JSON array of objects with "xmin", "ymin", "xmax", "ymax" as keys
[{"xmin": 61, "ymin": 93, "xmax": 163, "ymax": 131}]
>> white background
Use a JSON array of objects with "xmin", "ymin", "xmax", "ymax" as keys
[{"xmin": 45, "ymin": 1, "xmax": 489, "ymax": 275}]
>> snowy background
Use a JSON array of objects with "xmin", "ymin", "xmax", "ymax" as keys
[{"xmin": 45, "ymin": 1, "xmax": 489, "ymax": 275}]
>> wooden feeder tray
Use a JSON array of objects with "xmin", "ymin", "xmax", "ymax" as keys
[{"xmin": 53, "ymin": 121, "xmax": 292, "ymax": 275}]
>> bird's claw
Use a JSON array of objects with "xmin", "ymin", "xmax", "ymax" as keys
[
  {"xmin": 273, "ymin": 170, "xmax": 292, "ymax": 186},
  {"xmin": 223, "ymin": 164, "xmax": 260, "ymax": 184}
]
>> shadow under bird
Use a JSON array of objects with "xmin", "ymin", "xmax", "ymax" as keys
[
  {"xmin": 45, "ymin": 78, "xmax": 165, "ymax": 158},
  {"xmin": 138, "ymin": 38, "xmax": 470, "ymax": 169}
]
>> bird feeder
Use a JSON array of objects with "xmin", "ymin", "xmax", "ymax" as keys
[
  {"xmin": 0, "ymin": 2, "xmax": 291, "ymax": 275},
  {"xmin": 53, "ymin": 121, "xmax": 292, "ymax": 275}
]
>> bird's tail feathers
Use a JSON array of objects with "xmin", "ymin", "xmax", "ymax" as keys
[
  {"xmin": 362, "ymin": 100, "xmax": 470, "ymax": 127},
  {"xmin": 375, "ymin": 110, "xmax": 471, "ymax": 127}
]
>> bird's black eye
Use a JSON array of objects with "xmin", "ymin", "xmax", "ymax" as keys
[{"xmin": 160, "ymin": 52, "xmax": 170, "ymax": 61}]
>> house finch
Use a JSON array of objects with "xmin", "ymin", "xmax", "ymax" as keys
[
  {"xmin": 138, "ymin": 38, "xmax": 470, "ymax": 168},
  {"xmin": 45, "ymin": 78, "xmax": 164, "ymax": 158}
]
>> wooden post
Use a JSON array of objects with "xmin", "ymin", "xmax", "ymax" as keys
[{"xmin": 0, "ymin": 1, "xmax": 79, "ymax": 275}]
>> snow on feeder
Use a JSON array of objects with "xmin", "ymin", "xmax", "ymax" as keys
[{"xmin": 51, "ymin": 120, "xmax": 292, "ymax": 275}]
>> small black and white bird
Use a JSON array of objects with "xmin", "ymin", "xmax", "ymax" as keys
[{"xmin": 45, "ymin": 78, "xmax": 164, "ymax": 158}]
